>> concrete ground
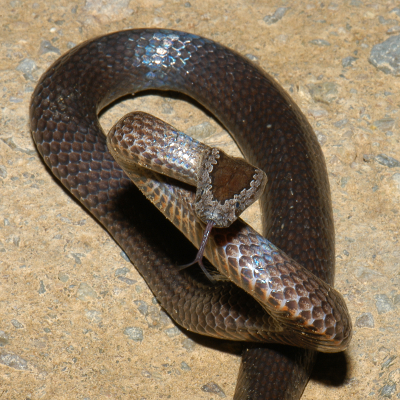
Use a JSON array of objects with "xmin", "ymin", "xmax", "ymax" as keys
[{"xmin": 0, "ymin": 1, "xmax": 399, "ymax": 399}]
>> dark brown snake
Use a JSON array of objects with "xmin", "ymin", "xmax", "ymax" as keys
[{"xmin": 29, "ymin": 29, "xmax": 352, "ymax": 399}]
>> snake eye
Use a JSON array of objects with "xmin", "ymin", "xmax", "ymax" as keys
[{"xmin": 235, "ymin": 202, "xmax": 240, "ymax": 208}]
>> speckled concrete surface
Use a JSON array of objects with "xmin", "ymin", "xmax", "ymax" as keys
[{"xmin": 1, "ymin": 1, "xmax": 400, "ymax": 399}]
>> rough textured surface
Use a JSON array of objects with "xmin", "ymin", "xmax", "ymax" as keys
[{"xmin": 0, "ymin": 1, "xmax": 399, "ymax": 400}]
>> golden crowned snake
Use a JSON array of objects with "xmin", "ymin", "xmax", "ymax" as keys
[{"xmin": 30, "ymin": 29, "xmax": 351, "ymax": 399}]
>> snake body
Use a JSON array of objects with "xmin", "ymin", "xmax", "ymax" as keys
[{"xmin": 30, "ymin": 29, "xmax": 351, "ymax": 399}]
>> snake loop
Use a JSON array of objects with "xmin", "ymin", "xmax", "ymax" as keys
[{"xmin": 30, "ymin": 29, "xmax": 351, "ymax": 399}]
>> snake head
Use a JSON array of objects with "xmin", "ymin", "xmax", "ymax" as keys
[{"xmin": 195, "ymin": 148, "xmax": 267, "ymax": 228}]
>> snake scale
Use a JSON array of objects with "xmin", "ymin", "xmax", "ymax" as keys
[{"xmin": 29, "ymin": 29, "xmax": 351, "ymax": 399}]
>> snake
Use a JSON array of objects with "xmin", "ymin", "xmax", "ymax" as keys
[{"xmin": 29, "ymin": 29, "xmax": 351, "ymax": 399}]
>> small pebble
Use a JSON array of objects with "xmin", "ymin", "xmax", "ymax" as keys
[
  {"xmin": 115, "ymin": 267, "xmax": 130, "ymax": 277},
  {"xmin": 263, "ymin": 7, "xmax": 288, "ymax": 25},
  {"xmin": 375, "ymin": 154, "xmax": 400, "ymax": 168},
  {"xmin": 16, "ymin": 58, "xmax": 38, "ymax": 81},
  {"xmin": 182, "ymin": 338, "xmax": 196, "ymax": 351},
  {"xmin": 146, "ymin": 306, "xmax": 168, "ymax": 328},
  {"xmin": 381, "ymin": 355, "xmax": 396, "ymax": 369},
  {"xmin": 375, "ymin": 294, "xmax": 394, "ymax": 314},
  {"xmin": 77, "ymin": 283, "xmax": 97, "ymax": 301},
  {"xmin": 379, "ymin": 382, "xmax": 396, "ymax": 397},
  {"xmin": 245, "ymin": 54, "xmax": 258, "ymax": 62},
  {"xmin": 341, "ymin": 177, "xmax": 349, "ymax": 187},
  {"xmin": 124, "ymin": 327, "xmax": 143, "ymax": 342},
  {"xmin": 70, "ymin": 252, "xmax": 83, "ymax": 264},
  {"xmin": 373, "ymin": 117, "xmax": 395, "ymax": 132},
  {"xmin": 0, "ymin": 350, "xmax": 29, "ymax": 370},
  {"xmin": 342, "ymin": 56, "xmax": 358, "ymax": 67},
  {"xmin": 307, "ymin": 82, "xmax": 338, "ymax": 104},
  {"xmin": 117, "ymin": 276, "xmax": 136, "ymax": 285},
  {"xmin": 38, "ymin": 40, "xmax": 60, "ymax": 55},
  {"xmin": 58, "ymin": 272, "xmax": 69, "ymax": 282},
  {"xmin": 11, "ymin": 319, "xmax": 24, "ymax": 329},
  {"xmin": 85, "ymin": 309, "xmax": 102, "ymax": 324},
  {"xmin": 201, "ymin": 382, "xmax": 226, "ymax": 398},
  {"xmin": 134, "ymin": 300, "xmax": 148, "ymax": 316},
  {"xmin": 181, "ymin": 361, "xmax": 191, "ymax": 371},
  {"xmin": 38, "ymin": 280, "xmax": 46, "ymax": 294},
  {"xmin": 355, "ymin": 313, "xmax": 374, "ymax": 328},
  {"xmin": 309, "ymin": 39, "xmax": 331, "ymax": 46},
  {"xmin": 164, "ymin": 327, "xmax": 180, "ymax": 337}
]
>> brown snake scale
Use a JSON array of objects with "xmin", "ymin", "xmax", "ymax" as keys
[{"xmin": 30, "ymin": 29, "xmax": 351, "ymax": 399}]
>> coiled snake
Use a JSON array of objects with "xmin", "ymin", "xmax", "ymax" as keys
[{"xmin": 30, "ymin": 29, "xmax": 351, "ymax": 399}]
